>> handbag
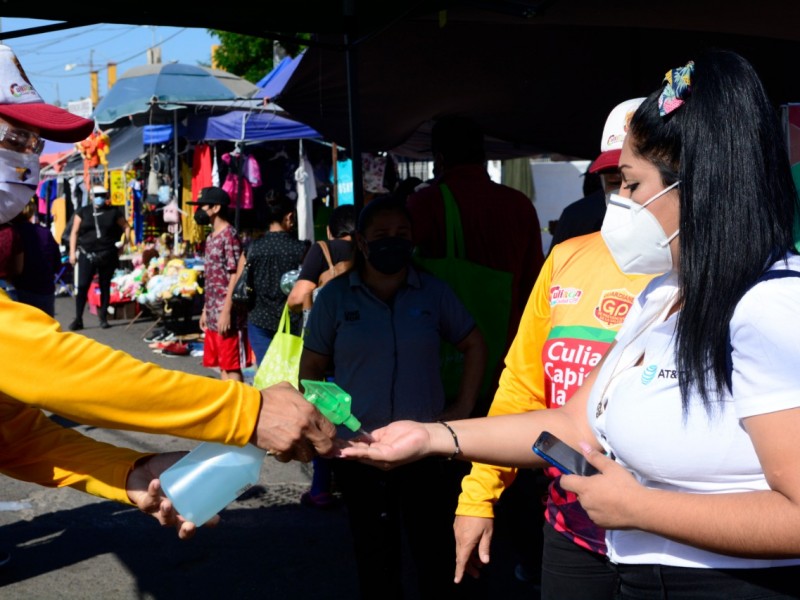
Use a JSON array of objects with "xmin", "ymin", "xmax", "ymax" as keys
[
  {"xmin": 317, "ymin": 240, "xmax": 354, "ymax": 288},
  {"xmin": 253, "ymin": 302, "xmax": 304, "ymax": 389},
  {"xmin": 413, "ymin": 184, "xmax": 513, "ymax": 401},
  {"xmin": 231, "ymin": 256, "xmax": 255, "ymax": 310}
]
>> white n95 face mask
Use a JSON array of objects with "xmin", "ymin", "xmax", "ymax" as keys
[
  {"xmin": 601, "ymin": 181, "xmax": 680, "ymax": 275},
  {"xmin": 0, "ymin": 147, "xmax": 40, "ymax": 224}
]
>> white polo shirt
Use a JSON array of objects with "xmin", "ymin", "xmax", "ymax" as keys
[{"xmin": 590, "ymin": 255, "xmax": 800, "ymax": 568}]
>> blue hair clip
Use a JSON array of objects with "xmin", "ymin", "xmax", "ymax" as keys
[{"xmin": 658, "ymin": 60, "xmax": 694, "ymax": 117}]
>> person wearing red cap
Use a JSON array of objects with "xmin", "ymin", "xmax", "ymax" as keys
[
  {"xmin": 452, "ymin": 98, "xmax": 650, "ymax": 600},
  {"xmin": 547, "ymin": 98, "xmax": 645, "ymax": 254},
  {"xmin": 0, "ymin": 44, "xmax": 337, "ymax": 562}
]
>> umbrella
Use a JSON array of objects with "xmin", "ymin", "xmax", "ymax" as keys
[
  {"xmin": 92, "ymin": 62, "xmax": 255, "ymax": 128},
  {"xmin": 184, "ymin": 53, "xmax": 320, "ymax": 144}
]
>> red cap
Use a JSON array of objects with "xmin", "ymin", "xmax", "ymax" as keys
[
  {"xmin": 588, "ymin": 149, "xmax": 621, "ymax": 174},
  {"xmin": 0, "ymin": 44, "xmax": 94, "ymax": 142},
  {"xmin": 588, "ymin": 98, "xmax": 647, "ymax": 175}
]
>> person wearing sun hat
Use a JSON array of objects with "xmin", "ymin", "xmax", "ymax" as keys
[
  {"xmin": 0, "ymin": 45, "xmax": 337, "ymax": 558},
  {"xmin": 548, "ymin": 98, "xmax": 646, "ymax": 254}
]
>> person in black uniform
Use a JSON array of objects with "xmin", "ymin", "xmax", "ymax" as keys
[{"xmin": 68, "ymin": 185, "xmax": 130, "ymax": 330}]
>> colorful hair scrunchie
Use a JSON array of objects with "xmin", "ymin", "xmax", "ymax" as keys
[{"xmin": 658, "ymin": 60, "xmax": 695, "ymax": 116}]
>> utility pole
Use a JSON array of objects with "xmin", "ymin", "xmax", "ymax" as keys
[
  {"xmin": 89, "ymin": 50, "xmax": 99, "ymax": 108},
  {"xmin": 107, "ymin": 62, "xmax": 117, "ymax": 91},
  {"xmin": 65, "ymin": 49, "xmax": 99, "ymax": 108}
]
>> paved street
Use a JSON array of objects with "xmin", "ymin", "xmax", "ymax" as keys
[{"xmin": 0, "ymin": 295, "xmax": 540, "ymax": 599}]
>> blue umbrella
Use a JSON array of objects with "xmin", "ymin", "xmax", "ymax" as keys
[
  {"xmin": 184, "ymin": 52, "xmax": 319, "ymax": 143},
  {"xmin": 93, "ymin": 62, "xmax": 255, "ymax": 128}
]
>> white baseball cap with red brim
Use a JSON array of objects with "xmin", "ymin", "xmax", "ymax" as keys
[
  {"xmin": 588, "ymin": 97, "xmax": 646, "ymax": 174},
  {"xmin": 0, "ymin": 45, "xmax": 94, "ymax": 142}
]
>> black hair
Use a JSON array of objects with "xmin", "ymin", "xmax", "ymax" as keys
[
  {"xmin": 356, "ymin": 193, "xmax": 413, "ymax": 234},
  {"xmin": 354, "ymin": 194, "xmax": 413, "ymax": 272},
  {"xmin": 328, "ymin": 204, "xmax": 357, "ymax": 238},
  {"xmin": 265, "ymin": 193, "xmax": 296, "ymax": 225},
  {"xmin": 628, "ymin": 49, "xmax": 798, "ymax": 412},
  {"xmin": 431, "ymin": 115, "xmax": 486, "ymax": 166}
]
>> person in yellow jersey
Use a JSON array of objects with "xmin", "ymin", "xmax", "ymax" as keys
[{"xmin": 453, "ymin": 98, "xmax": 650, "ymax": 599}]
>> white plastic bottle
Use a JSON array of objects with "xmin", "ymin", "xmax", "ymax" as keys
[
  {"xmin": 160, "ymin": 442, "xmax": 265, "ymax": 526},
  {"xmin": 160, "ymin": 381, "xmax": 362, "ymax": 526}
]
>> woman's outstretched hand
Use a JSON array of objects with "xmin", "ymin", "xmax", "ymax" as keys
[{"xmin": 337, "ymin": 420, "xmax": 435, "ymax": 469}]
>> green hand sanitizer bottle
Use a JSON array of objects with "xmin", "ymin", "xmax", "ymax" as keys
[{"xmin": 161, "ymin": 381, "xmax": 363, "ymax": 526}]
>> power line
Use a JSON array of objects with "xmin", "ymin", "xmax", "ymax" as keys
[{"xmin": 2, "ymin": 20, "xmax": 215, "ymax": 104}]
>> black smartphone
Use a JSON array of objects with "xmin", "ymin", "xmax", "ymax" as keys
[{"xmin": 532, "ymin": 431, "xmax": 599, "ymax": 476}]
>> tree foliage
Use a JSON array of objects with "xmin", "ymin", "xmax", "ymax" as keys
[{"xmin": 208, "ymin": 30, "xmax": 309, "ymax": 83}]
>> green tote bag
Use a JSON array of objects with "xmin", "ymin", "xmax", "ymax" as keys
[
  {"xmin": 253, "ymin": 302, "xmax": 304, "ymax": 389},
  {"xmin": 413, "ymin": 184, "xmax": 513, "ymax": 401}
]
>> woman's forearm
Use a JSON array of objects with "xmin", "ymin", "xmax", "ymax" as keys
[
  {"xmin": 631, "ymin": 486, "xmax": 800, "ymax": 557},
  {"xmin": 435, "ymin": 408, "xmax": 593, "ymax": 468}
]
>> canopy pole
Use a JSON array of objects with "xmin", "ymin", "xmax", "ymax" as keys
[
  {"xmin": 344, "ymin": 26, "xmax": 363, "ymax": 214},
  {"xmin": 332, "ymin": 143, "xmax": 339, "ymax": 208},
  {"xmin": 173, "ymin": 110, "xmax": 180, "ymax": 255}
]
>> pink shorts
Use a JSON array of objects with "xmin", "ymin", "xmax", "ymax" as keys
[{"xmin": 202, "ymin": 329, "xmax": 251, "ymax": 372}]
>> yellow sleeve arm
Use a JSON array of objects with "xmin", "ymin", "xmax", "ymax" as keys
[
  {"xmin": 0, "ymin": 297, "xmax": 261, "ymax": 446},
  {"xmin": 0, "ymin": 398, "xmax": 146, "ymax": 504},
  {"xmin": 456, "ymin": 253, "xmax": 554, "ymax": 517}
]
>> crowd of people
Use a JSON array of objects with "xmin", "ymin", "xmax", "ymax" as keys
[{"xmin": 3, "ymin": 37, "xmax": 800, "ymax": 600}]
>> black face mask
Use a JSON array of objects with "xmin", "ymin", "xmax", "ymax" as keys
[
  {"xmin": 366, "ymin": 237, "xmax": 414, "ymax": 275},
  {"xmin": 193, "ymin": 208, "xmax": 211, "ymax": 226}
]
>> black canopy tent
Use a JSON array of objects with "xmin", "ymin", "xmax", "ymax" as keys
[{"xmin": 5, "ymin": 1, "xmax": 800, "ymax": 210}]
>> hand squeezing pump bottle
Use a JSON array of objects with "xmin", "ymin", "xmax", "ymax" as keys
[{"xmin": 160, "ymin": 380, "xmax": 364, "ymax": 526}]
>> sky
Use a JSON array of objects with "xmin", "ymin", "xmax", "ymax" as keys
[{"xmin": 0, "ymin": 18, "xmax": 219, "ymax": 107}]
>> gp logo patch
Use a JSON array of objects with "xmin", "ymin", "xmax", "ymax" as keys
[{"xmin": 594, "ymin": 288, "xmax": 636, "ymax": 328}]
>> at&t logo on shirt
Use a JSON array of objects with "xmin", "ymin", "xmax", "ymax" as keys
[
  {"xmin": 641, "ymin": 364, "xmax": 679, "ymax": 385},
  {"xmin": 641, "ymin": 364, "xmax": 658, "ymax": 385}
]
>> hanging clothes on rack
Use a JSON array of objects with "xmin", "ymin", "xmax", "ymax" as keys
[
  {"xmin": 294, "ymin": 140, "xmax": 316, "ymax": 242},
  {"xmin": 191, "ymin": 142, "xmax": 213, "ymax": 201},
  {"xmin": 221, "ymin": 150, "xmax": 261, "ymax": 209}
]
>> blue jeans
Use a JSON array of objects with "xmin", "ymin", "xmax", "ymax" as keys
[{"xmin": 247, "ymin": 322, "xmax": 274, "ymax": 367}]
